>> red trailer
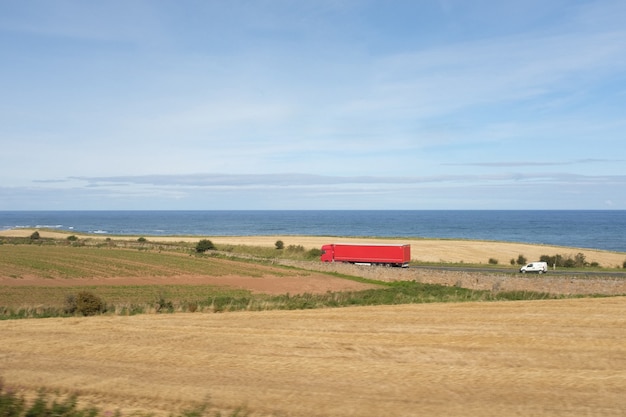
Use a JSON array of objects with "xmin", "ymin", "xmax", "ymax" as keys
[{"xmin": 320, "ymin": 243, "xmax": 411, "ymax": 267}]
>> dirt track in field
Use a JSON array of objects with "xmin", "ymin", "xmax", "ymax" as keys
[{"xmin": 2, "ymin": 298, "xmax": 625, "ymax": 417}]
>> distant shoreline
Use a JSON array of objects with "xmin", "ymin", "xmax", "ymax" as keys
[
  {"xmin": 2, "ymin": 210, "xmax": 625, "ymax": 252},
  {"xmin": 2, "ymin": 228, "xmax": 625, "ymax": 268}
]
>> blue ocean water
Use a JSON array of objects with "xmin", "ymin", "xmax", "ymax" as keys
[{"xmin": 1, "ymin": 210, "xmax": 624, "ymax": 252}]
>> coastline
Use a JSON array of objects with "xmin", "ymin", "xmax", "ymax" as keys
[{"xmin": 2, "ymin": 228, "xmax": 625, "ymax": 267}]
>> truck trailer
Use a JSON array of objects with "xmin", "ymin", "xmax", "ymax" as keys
[{"xmin": 320, "ymin": 243, "xmax": 411, "ymax": 267}]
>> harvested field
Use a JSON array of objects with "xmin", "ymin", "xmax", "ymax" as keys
[{"xmin": 1, "ymin": 297, "xmax": 625, "ymax": 417}]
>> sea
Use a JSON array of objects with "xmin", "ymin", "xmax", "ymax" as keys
[{"xmin": 1, "ymin": 210, "xmax": 625, "ymax": 252}]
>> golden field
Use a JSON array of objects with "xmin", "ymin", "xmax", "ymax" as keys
[{"xmin": 2, "ymin": 298, "xmax": 625, "ymax": 417}]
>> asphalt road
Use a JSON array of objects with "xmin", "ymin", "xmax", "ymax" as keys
[{"xmin": 411, "ymin": 265, "xmax": 626, "ymax": 278}]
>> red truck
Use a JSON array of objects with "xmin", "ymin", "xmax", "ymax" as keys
[{"xmin": 320, "ymin": 243, "xmax": 411, "ymax": 267}]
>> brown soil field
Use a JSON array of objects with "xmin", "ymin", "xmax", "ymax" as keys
[
  {"xmin": 2, "ymin": 298, "xmax": 625, "ymax": 417},
  {"xmin": 2, "ymin": 229, "xmax": 625, "ymax": 267},
  {"xmin": 0, "ymin": 272, "xmax": 379, "ymax": 294}
]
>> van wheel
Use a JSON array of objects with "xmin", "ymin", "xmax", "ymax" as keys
[
  {"xmin": 538, "ymin": 270, "xmax": 543, "ymax": 274},
  {"xmin": 522, "ymin": 270, "xmax": 526, "ymax": 273}
]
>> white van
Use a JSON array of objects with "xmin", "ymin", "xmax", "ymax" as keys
[{"xmin": 519, "ymin": 262, "xmax": 548, "ymax": 274}]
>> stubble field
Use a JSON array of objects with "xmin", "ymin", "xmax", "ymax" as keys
[{"xmin": 2, "ymin": 298, "xmax": 625, "ymax": 417}]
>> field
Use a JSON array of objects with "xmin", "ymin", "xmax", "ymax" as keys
[
  {"xmin": 1, "ymin": 230, "xmax": 626, "ymax": 416},
  {"xmin": 2, "ymin": 299, "xmax": 625, "ymax": 417}
]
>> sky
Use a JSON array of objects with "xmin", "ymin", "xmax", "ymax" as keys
[{"xmin": 1, "ymin": 0, "xmax": 625, "ymax": 210}]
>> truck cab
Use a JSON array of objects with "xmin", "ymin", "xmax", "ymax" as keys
[
  {"xmin": 320, "ymin": 244, "xmax": 334, "ymax": 263},
  {"xmin": 519, "ymin": 262, "xmax": 548, "ymax": 274}
]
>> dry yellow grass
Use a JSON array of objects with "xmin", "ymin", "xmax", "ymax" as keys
[
  {"xmin": 2, "ymin": 228, "xmax": 625, "ymax": 267},
  {"xmin": 2, "ymin": 297, "xmax": 625, "ymax": 417}
]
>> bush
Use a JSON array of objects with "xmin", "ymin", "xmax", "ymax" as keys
[
  {"xmin": 286, "ymin": 245, "xmax": 305, "ymax": 253},
  {"xmin": 137, "ymin": 237, "xmax": 147, "ymax": 243},
  {"xmin": 67, "ymin": 235, "xmax": 78, "ymax": 242},
  {"xmin": 516, "ymin": 254, "xmax": 527, "ymax": 265},
  {"xmin": 541, "ymin": 253, "xmax": 589, "ymax": 268},
  {"xmin": 0, "ymin": 378, "xmax": 25, "ymax": 417},
  {"xmin": 30, "ymin": 231, "xmax": 40, "ymax": 240},
  {"xmin": 563, "ymin": 258, "xmax": 575, "ymax": 268},
  {"xmin": 275, "ymin": 240, "xmax": 284, "ymax": 250},
  {"xmin": 306, "ymin": 248, "xmax": 322, "ymax": 259},
  {"xmin": 155, "ymin": 296, "xmax": 174, "ymax": 313},
  {"xmin": 74, "ymin": 291, "xmax": 106, "ymax": 316},
  {"xmin": 64, "ymin": 294, "xmax": 77, "ymax": 315},
  {"xmin": 195, "ymin": 239, "xmax": 215, "ymax": 253},
  {"xmin": 0, "ymin": 379, "xmax": 236, "ymax": 417},
  {"xmin": 488, "ymin": 258, "xmax": 498, "ymax": 265}
]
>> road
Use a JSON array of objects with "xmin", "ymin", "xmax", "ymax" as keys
[{"xmin": 411, "ymin": 265, "xmax": 626, "ymax": 278}]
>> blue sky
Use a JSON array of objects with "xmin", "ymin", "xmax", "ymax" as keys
[{"xmin": 1, "ymin": 0, "xmax": 625, "ymax": 210}]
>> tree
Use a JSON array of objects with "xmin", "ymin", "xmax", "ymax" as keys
[
  {"xmin": 195, "ymin": 239, "xmax": 215, "ymax": 253},
  {"xmin": 516, "ymin": 254, "xmax": 527, "ymax": 265},
  {"xmin": 275, "ymin": 240, "xmax": 284, "ymax": 250}
]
